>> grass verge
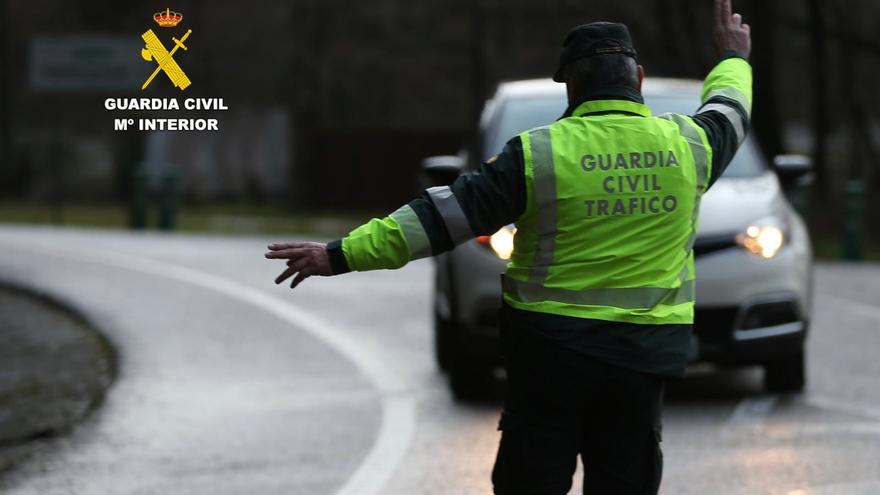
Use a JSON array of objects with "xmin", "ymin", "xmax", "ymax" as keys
[{"xmin": 0, "ymin": 202, "xmax": 375, "ymax": 239}]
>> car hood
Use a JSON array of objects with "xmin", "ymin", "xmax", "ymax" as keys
[{"xmin": 697, "ymin": 171, "xmax": 787, "ymax": 237}]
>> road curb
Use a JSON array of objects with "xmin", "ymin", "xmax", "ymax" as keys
[{"xmin": 0, "ymin": 278, "xmax": 118, "ymax": 452}]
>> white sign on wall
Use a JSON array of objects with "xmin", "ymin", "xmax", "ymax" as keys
[{"xmin": 29, "ymin": 35, "xmax": 150, "ymax": 92}]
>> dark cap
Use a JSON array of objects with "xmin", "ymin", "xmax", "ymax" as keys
[{"xmin": 553, "ymin": 22, "xmax": 637, "ymax": 82}]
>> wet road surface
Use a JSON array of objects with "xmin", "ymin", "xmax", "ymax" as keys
[{"xmin": 0, "ymin": 226, "xmax": 877, "ymax": 494}]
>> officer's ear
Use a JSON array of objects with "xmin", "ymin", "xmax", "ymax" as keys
[{"xmin": 636, "ymin": 64, "xmax": 645, "ymax": 92}]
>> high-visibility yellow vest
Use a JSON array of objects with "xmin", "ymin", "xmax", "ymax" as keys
[
  {"xmin": 503, "ymin": 103, "xmax": 708, "ymax": 325},
  {"xmin": 503, "ymin": 58, "xmax": 752, "ymax": 324},
  {"xmin": 503, "ymin": 59, "xmax": 753, "ymax": 325}
]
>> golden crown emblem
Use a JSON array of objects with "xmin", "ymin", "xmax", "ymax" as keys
[{"xmin": 153, "ymin": 8, "xmax": 183, "ymax": 27}]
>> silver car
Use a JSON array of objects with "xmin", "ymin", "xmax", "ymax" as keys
[{"xmin": 425, "ymin": 78, "xmax": 814, "ymax": 399}]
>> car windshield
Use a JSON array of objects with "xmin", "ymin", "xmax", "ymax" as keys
[{"xmin": 484, "ymin": 92, "xmax": 764, "ymax": 178}]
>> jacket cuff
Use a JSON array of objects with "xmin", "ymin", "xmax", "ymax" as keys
[
  {"xmin": 719, "ymin": 49, "xmax": 749, "ymax": 62},
  {"xmin": 326, "ymin": 239, "xmax": 351, "ymax": 275}
]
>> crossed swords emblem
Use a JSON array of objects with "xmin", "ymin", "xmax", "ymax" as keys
[{"xmin": 141, "ymin": 28, "xmax": 192, "ymax": 90}]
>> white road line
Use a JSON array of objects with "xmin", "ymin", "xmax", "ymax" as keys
[
  {"xmin": 825, "ymin": 295, "xmax": 880, "ymax": 321},
  {"xmin": 766, "ymin": 422, "xmax": 880, "ymax": 439},
  {"xmin": 809, "ymin": 295, "xmax": 880, "ymax": 423},
  {"xmin": 727, "ymin": 395, "xmax": 779, "ymax": 425},
  {"xmin": 0, "ymin": 237, "xmax": 414, "ymax": 495},
  {"xmin": 785, "ymin": 480, "xmax": 880, "ymax": 495},
  {"xmin": 806, "ymin": 395, "xmax": 880, "ymax": 422},
  {"xmin": 727, "ymin": 294, "xmax": 880, "ymax": 429},
  {"xmin": 729, "ymin": 393, "xmax": 880, "ymax": 430}
]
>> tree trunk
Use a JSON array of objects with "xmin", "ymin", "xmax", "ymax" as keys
[
  {"xmin": 748, "ymin": 0, "xmax": 784, "ymax": 160},
  {"xmin": 468, "ymin": 0, "xmax": 487, "ymax": 162},
  {"xmin": 0, "ymin": 0, "xmax": 10, "ymax": 194},
  {"xmin": 808, "ymin": 0, "xmax": 829, "ymax": 199}
]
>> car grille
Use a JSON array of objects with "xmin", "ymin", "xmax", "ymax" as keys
[
  {"xmin": 694, "ymin": 306, "xmax": 739, "ymax": 341},
  {"xmin": 739, "ymin": 300, "xmax": 800, "ymax": 330},
  {"xmin": 693, "ymin": 233, "xmax": 739, "ymax": 257}
]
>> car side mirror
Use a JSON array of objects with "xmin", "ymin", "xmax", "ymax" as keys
[
  {"xmin": 773, "ymin": 154, "xmax": 814, "ymax": 189},
  {"xmin": 422, "ymin": 155, "xmax": 465, "ymax": 187}
]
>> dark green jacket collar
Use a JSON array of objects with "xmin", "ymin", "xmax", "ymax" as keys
[{"xmin": 561, "ymin": 86, "xmax": 649, "ymax": 118}]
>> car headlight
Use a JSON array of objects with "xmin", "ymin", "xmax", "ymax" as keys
[
  {"xmin": 736, "ymin": 216, "xmax": 788, "ymax": 259},
  {"xmin": 476, "ymin": 225, "xmax": 517, "ymax": 260}
]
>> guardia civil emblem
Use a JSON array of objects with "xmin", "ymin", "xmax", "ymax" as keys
[{"xmin": 140, "ymin": 8, "xmax": 192, "ymax": 90}]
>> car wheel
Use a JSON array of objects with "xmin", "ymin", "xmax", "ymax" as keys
[
  {"xmin": 434, "ymin": 311, "xmax": 454, "ymax": 372},
  {"xmin": 764, "ymin": 350, "xmax": 806, "ymax": 392}
]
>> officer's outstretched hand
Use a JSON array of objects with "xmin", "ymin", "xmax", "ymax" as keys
[
  {"xmin": 713, "ymin": 0, "xmax": 751, "ymax": 58},
  {"xmin": 265, "ymin": 242, "xmax": 333, "ymax": 289}
]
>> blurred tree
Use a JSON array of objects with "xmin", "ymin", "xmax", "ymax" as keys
[
  {"xmin": 468, "ymin": 0, "xmax": 487, "ymax": 161},
  {"xmin": 808, "ymin": 0, "xmax": 829, "ymax": 199},
  {"xmin": 0, "ymin": 0, "xmax": 9, "ymax": 194},
  {"xmin": 288, "ymin": 0, "xmax": 327, "ymax": 208},
  {"xmin": 747, "ymin": 0, "xmax": 784, "ymax": 160},
  {"xmin": 835, "ymin": 0, "xmax": 880, "ymax": 240}
]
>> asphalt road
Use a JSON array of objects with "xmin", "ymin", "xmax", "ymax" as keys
[{"xmin": 0, "ymin": 226, "xmax": 878, "ymax": 494}]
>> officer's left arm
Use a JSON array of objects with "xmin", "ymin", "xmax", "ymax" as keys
[
  {"xmin": 266, "ymin": 138, "xmax": 526, "ymax": 287},
  {"xmin": 690, "ymin": 52, "xmax": 753, "ymax": 189},
  {"xmin": 334, "ymin": 138, "xmax": 526, "ymax": 273}
]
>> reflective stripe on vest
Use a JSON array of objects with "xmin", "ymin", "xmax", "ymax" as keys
[
  {"xmin": 527, "ymin": 127, "xmax": 557, "ymax": 285},
  {"xmin": 658, "ymin": 113, "xmax": 711, "ymax": 265},
  {"xmin": 504, "ymin": 275, "xmax": 695, "ymax": 309},
  {"xmin": 389, "ymin": 204, "xmax": 432, "ymax": 259},
  {"xmin": 657, "ymin": 114, "xmax": 711, "ymax": 192},
  {"xmin": 426, "ymin": 186, "xmax": 473, "ymax": 244}
]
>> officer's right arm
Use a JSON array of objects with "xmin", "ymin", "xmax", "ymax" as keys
[{"xmin": 327, "ymin": 138, "xmax": 527, "ymax": 274}]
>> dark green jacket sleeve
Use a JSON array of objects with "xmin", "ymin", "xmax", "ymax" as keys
[
  {"xmin": 690, "ymin": 53, "xmax": 753, "ymax": 189},
  {"xmin": 327, "ymin": 138, "xmax": 526, "ymax": 273}
]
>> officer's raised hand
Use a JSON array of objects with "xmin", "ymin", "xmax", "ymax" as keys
[
  {"xmin": 714, "ymin": 0, "xmax": 751, "ymax": 58},
  {"xmin": 265, "ymin": 242, "xmax": 333, "ymax": 289}
]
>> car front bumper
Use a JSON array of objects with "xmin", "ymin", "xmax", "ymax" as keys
[
  {"xmin": 692, "ymin": 227, "xmax": 812, "ymax": 363},
  {"xmin": 442, "ymin": 231, "xmax": 812, "ymax": 365}
]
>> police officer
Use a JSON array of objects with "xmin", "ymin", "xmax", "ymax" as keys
[{"xmin": 266, "ymin": 1, "xmax": 751, "ymax": 493}]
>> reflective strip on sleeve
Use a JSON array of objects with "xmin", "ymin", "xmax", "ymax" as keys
[
  {"xmin": 526, "ymin": 127, "xmax": 557, "ymax": 285},
  {"xmin": 704, "ymin": 87, "xmax": 751, "ymax": 116},
  {"xmin": 389, "ymin": 204, "xmax": 432, "ymax": 260},
  {"xmin": 426, "ymin": 186, "xmax": 473, "ymax": 245},
  {"xmin": 697, "ymin": 102, "xmax": 746, "ymax": 144},
  {"xmin": 503, "ymin": 276, "xmax": 695, "ymax": 309}
]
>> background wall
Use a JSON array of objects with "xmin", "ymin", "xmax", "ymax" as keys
[{"xmin": 0, "ymin": 0, "xmax": 878, "ymax": 238}]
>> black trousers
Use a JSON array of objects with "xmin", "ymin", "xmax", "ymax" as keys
[{"xmin": 492, "ymin": 322, "xmax": 666, "ymax": 495}]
